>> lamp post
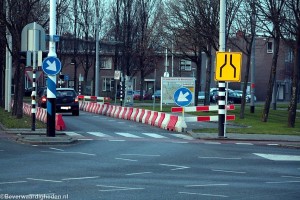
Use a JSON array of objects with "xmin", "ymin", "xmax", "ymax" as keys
[{"xmin": 71, "ymin": 58, "xmax": 77, "ymax": 90}]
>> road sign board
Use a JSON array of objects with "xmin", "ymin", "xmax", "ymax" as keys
[
  {"xmin": 215, "ymin": 52, "xmax": 242, "ymax": 82},
  {"xmin": 174, "ymin": 87, "xmax": 193, "ymax": 107},
  {"xmin": 42, "ymin": 57, "xmax": 61, "ymax": 75}
]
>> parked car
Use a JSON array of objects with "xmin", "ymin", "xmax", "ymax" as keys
[
  {"xmin": 38, "ymin": 88, "xmax": 79, "ymax": 116},
  {"xmin": 210, "ymin": 89, "xmax": 242, "ymax": 104},
  {"xmin": 152, "ymin": 90, "xmax": 161, "ymax": 100},
  {"xmin": 24, "ymin": 87, "xmax": 33, "ymax": 96},
  {"xmin": 234, "ymin": 90, "xmax": 257, "ymax": 103},
  {"xmin": 133, "ymin": 90, "xmax": 146, "ymax": 100}
]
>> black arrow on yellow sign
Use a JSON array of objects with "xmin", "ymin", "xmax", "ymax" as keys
[{"xmin": 219, "ymin": 54, "xmax": 236, "ymax": 78}]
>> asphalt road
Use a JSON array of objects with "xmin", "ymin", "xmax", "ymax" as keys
[{"xmin": 0, "ymin": 111, "xmax": 299, "ymax": 200}]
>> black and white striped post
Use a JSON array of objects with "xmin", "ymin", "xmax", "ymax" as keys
[{"xmin": 218, "ymin": 0, "xmax": 226, "ymax": 138}]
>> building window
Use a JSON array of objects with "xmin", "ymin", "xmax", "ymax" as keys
[
  {"xmin": 100, "ymin": 57, "xmax": 112, "ymax": 69},
  {"xmin": 180, "ymin": 59, "xmax": 192, "ymax": 71},
  {"xmin": 267, "ymin": 41, "xmax": 273, "ymax": 53},
  {"xmin": 102, "ymin": 77, "xmax": 114, "ymax": 91}
]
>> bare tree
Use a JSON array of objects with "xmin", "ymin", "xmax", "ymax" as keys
[
  {"xmin": 256, "ymin": 0, "xmax": 286, "ymax": 122},
  {"xmin": 283, "ymin": 0, "xmax": 300, "ymax": 127}
]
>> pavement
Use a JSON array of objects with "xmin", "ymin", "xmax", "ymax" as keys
[{"xmin": 1, "ymin": 120, "xmax": 300, "ymax": 147}]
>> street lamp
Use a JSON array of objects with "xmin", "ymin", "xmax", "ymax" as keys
[{"xmin": 71, "ymin": 58, "xmax": 77, "ymax": 90}]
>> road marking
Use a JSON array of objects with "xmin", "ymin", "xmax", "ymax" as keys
[
  {"xmin": 49, "ymin": 147, "xmax": 64, "ymax": 151},
  {"xmin": 185, "ymin": 183, "xmax": 228, "ymax": 187},
  {"xmin": 115, "ymin": 158, "xmax": 138, "ymax": 162},
  {"xmin": 204, "ymin": 142, "xmax": 221, "ymax": 145},
  {"xmin": 0, "ymin": 181, "xmax": 27, "ymax": 185},
  {"xmin": 121, "ymin": 154, "xmax": 160, "ymax": 157},
  {"xmin": 115, "ymin": 132, "xmax": 141, "ymax": 138},
  {"xmin": 87, "ymin": 132, "xmax": 111, "ymax": 138},
  {"xmin": 172, "ymin": 141, "xmax": 188, "ymax": 144},
  {"xmin": 109, "ymin": 139, "xmax": 126, "ymax": 142},
  {"xmin": 266, "ymin": 180, "xmax": 300, "ymax": 184},
  {"xmin": 198, "ymin": 156, "xmax": 242, "ymax": 160},
  {"xmin": 142, "ymin": 133, "xmax": 167, "ymax": 139},
  {"xmin": 159, "ymin": 164, "xmax": 190, "ymax": 170},
  {"xmin": 78, "ymin": 138, "xmax": 94, "ymax": 141},
  {"xmin": 41, "ymin": 151, "xmax": 96, "ymax": 156},
  {"xmin": 212, "ymin": 169, "xmax": 246, "ymax": 174},
  {"xmin": 254, "ymin": 153, "xmax": 300, "ymax": 161},
  {"xmin": 97, "ymin": 185, "xmax": 144, "ymax": 192},
  {"xmin": 267, "ymin": 144, "xmax": 279, "ymax": 146},
  {"xmin": 27, "ymin": 178, "xmax": 62, "ymax": 183},
  {"xmin": 179, "ymin": 192, "xmax": 228, "ymax": 198},
  {"xmin": 126, "ymin": 172, "xmax": 152, "ymax": 176},
  {"xmin": 63, "ymin": 131, "xmax": 84, "ymax": 138},
  {"xmin": 172, "ymin": 134, "xmax": 194, "ymax": 140},
  {"xmin": 62, "ymin": 176, "xmax": 99, "ymax": 181},
  {"xmin": 236, "ymin": 142, "xmax": 253, "ymax": 145},
  {"xmin": 281, "ymin": 175, "xmax": 300, "ymax": 179}
]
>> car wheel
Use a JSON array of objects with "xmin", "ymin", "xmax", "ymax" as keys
[{"xmin": 72, "ymin": 110, "xmax": 79, "ymax": 116}]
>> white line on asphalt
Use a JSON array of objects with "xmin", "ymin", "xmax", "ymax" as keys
[
  {"xmin": 87, "ymin": 132, "xmax": 111, "ymax": 137},
  {"xmin": 0, "ymin": 181, "xmax": 27, "ymax": 185},
  {"xmin": 185, "ymin": 184, "xmax": 228, "ymax": 187},
  {"xmin": 121, "ymin": 154, "xmax": 160, "ymax": 157},
  {"xmin": 254, "ymin": 153, "xmax": 300, "ymax": 161},
  {"xmin": 266, "ymin": 180, "xmax": 300, "ymax": 184},
  {"xmin": 179, "ymin": 192, "xmax": 228, "ymax": 198},
  {"xmin": 97, "ymin": 185, "xmax": 144, "ymax": 192},
  {"xmin": 159, "ymin": 164, "xmax": 190, "ymax": 170},
  {"xmin": 204, "ymin": 142, "xmax": 221, "ymax": 145},
  {"xmin": 27, "ymin": 178, "xmax": 62, "ymax": 183},
  {"xmin": 212, "ymin": 169, "xmax": 246, "ymax": 174},
  {"xmin": 281, "ymin": 175, "xmax": 300, "ymax": 179},
  {"xmin": 115, "ymin": 158, "xmax": 138, "ymax": 162},
  {"xmin": 142, "ymin": 133, "xmax": 167, "ymax": 139},
  {"xmin": 63, "ymin": 131, "xmax": 84, "ymax": 138},
  {"xmin": 126, "ymin": 172, "xmax": 153, "ymax": 176},
  {"xmin": 267, "ymin": 144, "xmax": 279, "ymax": 146},
  {"xmin": 115, "ymin": 132, "xmax": 141, "ymax": 138},
  {"xmin": 235, "ymin": 143, "xmax": 253, "ymax": 145},
  {"xmin": 109, "ymin": 140, "xmax": 126, "ymax": 142},
  {"xmin": 172, "ymin": 141, "xmax": 188, "ymax": 144},
  {"xmin": 49, "ymin": 147, "xmax": 64, "ymax": 151},
  {"xmin": 172, "ymin": 134, "xmax": 194, "ymax": 140},
  {"xmin": 41, "ymin": 151, "xmax": 96, "ymax": 156},
  {"xmin": 62, "ymin": 176, "xmax": 99, "ymax": 181},
  {"xmin": 198, "ymin": 156, "xmax": 242, "ymax": 160},
  {"xmin": 78, "ymin": 138, "xmax": 94, "ymax": 141}
]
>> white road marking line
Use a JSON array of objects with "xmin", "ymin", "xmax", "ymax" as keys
[
  {"xmin": 204, "ymin": 142, "xmax": 221, "ymax": 145},
  {"xmin": 281, "ymin": 175, "xmax": 300, "ymax": 179},
  {"xmin": 179, "ymin": 192, "xmax": 228, "ymax": 198},
  {"xmin": 0, "ymin": 181, "xmax": 27, "ymax": 185},
  {"xmin": 97, "ymin": 185, "xmax": 144, "ymax": 192},
  {"xmin": 115, "ymin": 158, "xmax": 138, "ymax": 162},
  {"xmin": 142, "ymin": 133, "xmax": 167, "ymax": 139},
  {"xmin": 267, "ymin": 144, "xmax": 279, "ymax": 146},
  {"xmin": 236, "ymin": 143, "xmax": 253, "ymax": 145},
  {"xmin": 159, "ymin": 164, "xmax": 190, "ymax": 170},
  {"xmin": 62, "ymin": 176, "xmax": 99, "ymax": 181},
  {"xmin": 87, "ymin": 132, "xmax": 111, "ymax": 138},
  {"xmin": 172, "ymin": 141, "xmax": 188, "ymax": 144},
  {"xmin": 27, "ymin": 178, "xmax": 62, "ymax": 183},
  {"xmin": 254, "ymin": 153, "xmax": 300, "ymax": 161},
  {"xmin": 172, "ymin": 134, "xmax": 194, "ymax": 140},
  {"xmin": 109, "ymin": 140, "xmax": 126, "ymax": 142},
  {"xmin": 212, "ymin": 169, "xmax": 246, "ymax": 174},
  {"xmin": 126, "ymin": 172, "xmax": 152, "ymax": 176},
  {"xmin": 185, "ymin": 183, "xmax": 228, "ymax": 187},
  {"xmin": 41, "ymin": 151, "xmax": 96, "ymax": 156},
  {"xmin": 121, "ymin": 154, "xmax": 160, "ymax": 157},
  {"xmin": 49, "ymin": 147, "xmax": 64, "ymax": 151},
  {"xmin": 63, "ymin": 131, "xmax": 84, "ymax": 138},
  {"xmin": 78, "ymin": 138, "xmax": 94, "ymax": 141},
  {"xmin": 198, "ymin": 156, "xmax": 242, "ymax": 160},
  {"xmin": 115, "ymin": 132, "xmax": 142, "ymax": 138},
  {"xmin": 266, "ymin": 180, "xmax": 300, "ymax": 184}
]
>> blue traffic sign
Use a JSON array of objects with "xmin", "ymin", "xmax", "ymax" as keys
[
  {"xmin": 42, "ymin": 57, "xmax": 61, "ymax": 75},
  {"xmin": 174, "ymin": 87, "xmax": 193, "ymax": 107}
]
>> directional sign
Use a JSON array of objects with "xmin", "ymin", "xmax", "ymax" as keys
[
  {"xmin": 173, "ymin": 87, "xmax": 193, "ymax": 107},
  {"xmin": 215, "ymin": 52, "xmax": 242, "ymax": 82},
  {"xmin": 42, "ymin": 57, "xmax": 61, "ymax": 75}
]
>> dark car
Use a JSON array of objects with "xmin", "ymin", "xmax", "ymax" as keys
[
  {"xmin": 211, "ymin": 90, "xmax": 242, "ymax": 104},
  {"xmin": 151, "ymin": 90, "xmax": 161, "ymax": 100},
  {"xmin": 38, "ymin": 88, "xmax": 79, "ymax": 116}
]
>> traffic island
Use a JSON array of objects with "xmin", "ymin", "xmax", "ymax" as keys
[{"xmin": 16, "ymin": 132, "xmax": 77, "ymax": 145}]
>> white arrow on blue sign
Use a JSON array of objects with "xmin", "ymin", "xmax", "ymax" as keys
[
  {"xmin": 42, "ymin": 57, "xmax": 61, "ymax": 75},
  {"xmin": 174, "ymin": 87, "xmax": 193, "ymax": 107}
]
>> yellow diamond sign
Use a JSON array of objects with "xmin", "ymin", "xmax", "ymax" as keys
[{"xmin": 215, "ymin": 52, "xmax": 242, "ymax": 82}]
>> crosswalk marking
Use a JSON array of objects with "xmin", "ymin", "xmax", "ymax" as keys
[
  {"xmin": 115, "ymin": 132, "xmax": 142, "ymax": 138},
  {"xmin": 172, "ymin": 134, "xmax": 194, "ymax": 140},
  {"xmin": 142, "ymin": 133, "xmax": 167, "ymax": 139},
  {"xmin": 87, "ymin": 132, "xmax": 111, "ymax": 138},
  {"xmin": 64, "ymin": 131, "xmax": 84, "ymax": 138},
  {"xmin": 254, "ymin": 153, "xmax": 300, "ymax": 161}
]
